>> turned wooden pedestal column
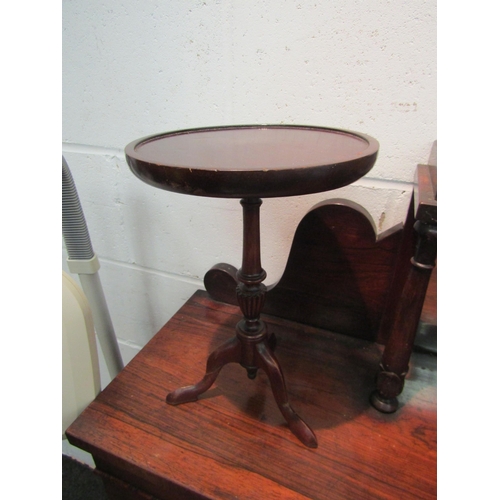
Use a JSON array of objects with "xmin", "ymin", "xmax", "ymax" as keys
[{"xmin": 167, "ymin": 198, "xmax": 317, "ymax": 448}]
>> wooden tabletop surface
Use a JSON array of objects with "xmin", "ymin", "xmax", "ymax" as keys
[
  {"xmin": 125, "ymin": 125, "xmax": 379, "ymax": 198},
  {"xmin": 66, "ymin": 291, "xmax": 437, "ymax": 500}
]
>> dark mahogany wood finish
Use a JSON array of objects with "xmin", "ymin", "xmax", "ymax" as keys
[
  {"xmin": 371, "ymin": 163, "xmax": 437, "ymax": 412},
  {"xmin": 205, "ymin": 163, "xmax": 437, "ymax": 413},
  {"xmin": 66, "ymin": 291, "xmax": 437, "ymax": 500},
  {"xmin": 66, "ymin": 132, "xmax": 437, "ymax": 498},
  {"xmin": 125, "ymin": 124, "xmax": 379, "ymax": 446},
  {"xmin": 167, "ymin": 198, "xmax": 317, "ymax": 447},
  {"xmin": 205, "ymin": 199, "xmax": 404, "ymax": 343},
  {"xmin": 125, "ymin": 125, "xmax": 378, "ymax": 198}
]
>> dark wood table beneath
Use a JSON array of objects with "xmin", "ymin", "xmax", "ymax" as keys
[{"xmin": 66, "ymin": 291, "xmax": 437, "ymax": 500}]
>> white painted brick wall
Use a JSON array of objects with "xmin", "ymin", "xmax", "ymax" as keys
[{"xmin": 62, "ymin": 0, "xmax": 435, "ymax": 368}]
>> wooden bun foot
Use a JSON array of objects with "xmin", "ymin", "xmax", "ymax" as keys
[{"xmin": 370, "ymin": 391, "xmax": 398, "ymax": 413}]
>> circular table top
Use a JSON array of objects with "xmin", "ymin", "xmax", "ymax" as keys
[{"xmin": 125, "ymin": 125, "xmax": 379, "ymax": 198}]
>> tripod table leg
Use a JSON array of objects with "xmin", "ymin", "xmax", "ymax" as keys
[
  {"xmin": 167, "ymin": 336, "xmax": 241, "ymax": 405},
  {"xmin": 256, "ymin": 341, "xmax": 318, "ymax": 448}
]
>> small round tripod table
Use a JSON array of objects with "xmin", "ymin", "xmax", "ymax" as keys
[{"xmin": 125, "ymin": 125, "xmax": 379, "ymax": 448}]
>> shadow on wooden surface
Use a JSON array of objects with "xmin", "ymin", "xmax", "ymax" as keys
[{"xmin": 67, "ymin": 291, "xmax": 436, "ymax": 500}]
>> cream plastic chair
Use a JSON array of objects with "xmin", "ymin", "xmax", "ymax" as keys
[{"xmin": 62, "ymin": 271, "xmax": 100, "ymax": 436}]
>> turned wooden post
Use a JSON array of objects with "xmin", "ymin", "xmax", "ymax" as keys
[
  {"xmin": 236, "ymin": 198, "xmax": 268, "ymax": 377},
  {"xmin": 371, "ymin": 161, "xmax": 437, "ymax": 413},
  {"xmin": 236, "ymin": 199, "xmax": 267, "ymax": 330}
]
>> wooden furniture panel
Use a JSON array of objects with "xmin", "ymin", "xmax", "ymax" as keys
[
  {"xmin": 372, "ymin": 163, "xmax": 437, "ymax": 411},
  {"xmin": 66, "ymin": 291, "xmax": 436, "ymax": 500},
  {"xmin": 205, "ymin": 163, "xmax": 437, "ymax": 412},
  {"xmin": 205, "ymin": 199, "xmax": 404, "ymax": 343}
]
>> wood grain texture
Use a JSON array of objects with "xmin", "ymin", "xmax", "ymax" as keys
[
  {"xmin": 421, "ymin": 266, "xmax": 436, "ymax": 325},
  {"xmin": 66, "ymin": 291, "xmax": 436, "ymax": 500}
]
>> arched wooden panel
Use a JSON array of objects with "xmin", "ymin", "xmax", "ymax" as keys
[{"xmin": 205, "ymin": 199, "xmax": 405, "ymax": 343}]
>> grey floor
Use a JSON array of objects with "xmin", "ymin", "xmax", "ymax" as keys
[{"xmin": 62, "ymin": 455, "xmax": 108, "ymax": 500}]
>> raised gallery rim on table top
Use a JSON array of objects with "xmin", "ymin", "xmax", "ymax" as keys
[{"xmin": 125, "ymin": 124, "xmax": 379, "ymax": 198}]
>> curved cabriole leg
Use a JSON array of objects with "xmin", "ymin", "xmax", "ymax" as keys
[
  {"xmin": 256, "ymin": 341, "xmax": 318, "ymax": 449},
  {"xmin": 167, "ymin": 337, "xmax": 241, "ymax": 405},
  {"xmin": 169, "ymin": 198, "xmax": 317, "ymax": 448},
  {"xmin": 237, "ymin": 198, "xmax": 317, "ymax": 447}
]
